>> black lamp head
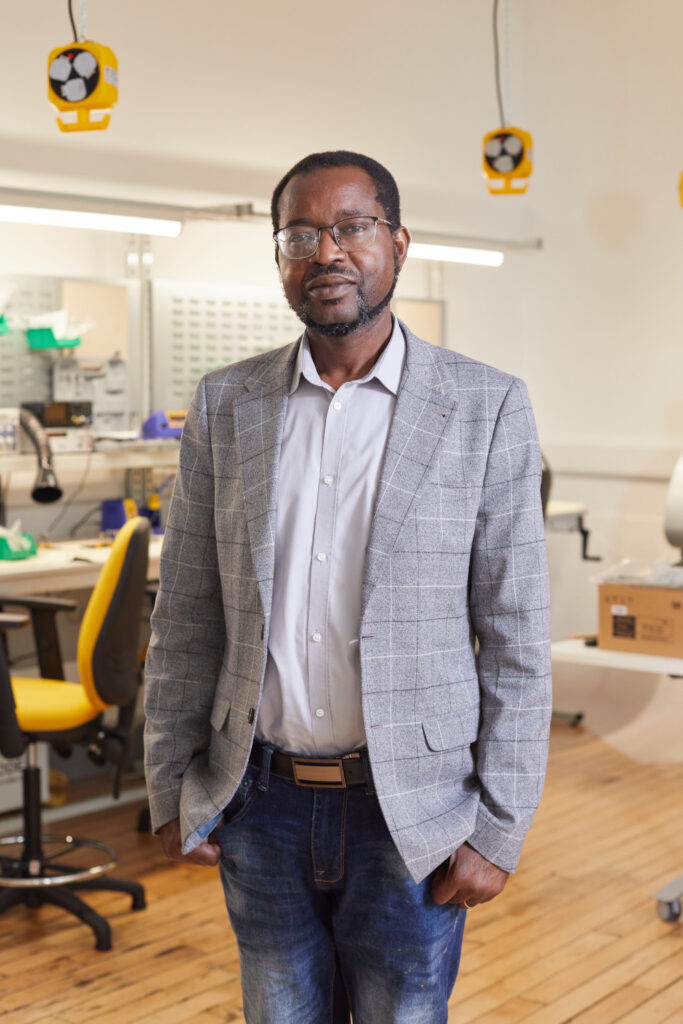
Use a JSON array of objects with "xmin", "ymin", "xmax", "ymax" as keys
[{"xmin": 31, "ymin": 465, "xmax": 63, "ymax": 503}]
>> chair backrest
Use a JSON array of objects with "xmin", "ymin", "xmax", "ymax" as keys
[
  {"xmin": 541, "ymin": 453, "xmax": 552, "ymax": 519},
  {"xmin": 77, "ymin": 517, "xmax": 150, "ymax": 711}
]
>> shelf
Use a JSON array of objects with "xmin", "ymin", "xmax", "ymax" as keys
[
  {"xmin": 552, "ymin": 638, "xmax": 683, "ymax": 676},
  {"xmin": 0, "ymin": 442, "xmax": 180, "ymax": 475}
]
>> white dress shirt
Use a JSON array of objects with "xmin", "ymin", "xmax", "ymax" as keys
[{"xmin": 256, "ymin": 317, "xmax": 406, "ymax": 756}]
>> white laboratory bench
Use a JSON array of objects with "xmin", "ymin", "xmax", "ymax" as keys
[
  {"xmin": 551, "ymin": 638, "xmax": 683, "ymax": 677},
  {"xmin": 0, "ymin": 535, "xmax": 163, "ymax": 595}
]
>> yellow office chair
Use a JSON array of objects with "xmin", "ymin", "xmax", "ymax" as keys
[{"xmin": 0, "ymin": 516, "xmax": 150, "ymax": 951}]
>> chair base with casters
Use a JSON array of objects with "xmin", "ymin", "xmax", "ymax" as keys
[
  {"xmin": 0, "ymin": 744, "xmax": 145, "ymax": 952},
  {"xmin": 0, "ymin": 517, "xmax": 151, "ymax": 951}
]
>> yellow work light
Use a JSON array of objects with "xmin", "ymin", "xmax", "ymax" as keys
[
  {"xmin": 482, "ymin": 127, "xmax": 534, "ymax": 195},
  {"xmin": 47, "ymin": 40, "xmax": 118, "ymax": 132}
]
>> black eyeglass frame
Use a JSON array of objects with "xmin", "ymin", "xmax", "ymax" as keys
[{"xmin": 273, "ymin": 216, "xmax": 395, "ymax": 260}]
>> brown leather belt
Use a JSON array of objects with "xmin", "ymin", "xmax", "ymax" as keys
[{"xmin": 249, "ymin": 739, "xmax": 369, "ymax": 789}]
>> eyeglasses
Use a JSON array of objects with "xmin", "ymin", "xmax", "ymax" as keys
[{"xmin": 274, "ymin": 216, "xmax": 394, "ymax": 260}]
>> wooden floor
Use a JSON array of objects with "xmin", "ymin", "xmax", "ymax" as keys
[{"xmin": 0, "ymin": 726, "xmax": 681, "ymax": 1023}]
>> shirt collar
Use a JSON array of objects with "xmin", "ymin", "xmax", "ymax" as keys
[{"xmin": 290, "ymin": 316, "xmax": 405, "ymax": 396}]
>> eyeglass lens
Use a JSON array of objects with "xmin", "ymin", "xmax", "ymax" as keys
[{"xmin": 278, "ymin": 217, "xmax": 378, "ymax": 259}]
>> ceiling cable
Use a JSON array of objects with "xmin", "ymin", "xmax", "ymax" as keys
[
  {"xmin": 67, "ymin": 0, "xmax": 78, "ymax": 43},
  {"xmin": 492, "ymin": 0, "xmax": 507, "ymax": 126}
]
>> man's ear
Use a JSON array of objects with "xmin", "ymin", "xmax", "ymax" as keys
[{"xmin": 393, "ymin": 226, "xmax": 411, "ymax": 272}]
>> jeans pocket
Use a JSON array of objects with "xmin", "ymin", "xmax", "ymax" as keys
[{"xmin": 217, "ymin": 767, "xmax": 259, "ymax": 833}]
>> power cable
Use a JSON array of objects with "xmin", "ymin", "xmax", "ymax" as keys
[
  {"xmin": 493, "ymin": 0, "xmax": 507, "ymax": 126},
  {"xmin": 67, "ymin": 0, "xmax": 78, "ymax": 43},
  {"xmin": 68, "ymin": 502, "xmax": 101, "ymax": 537}
]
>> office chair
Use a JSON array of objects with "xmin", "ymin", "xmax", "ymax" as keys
[
  {"xmin": 0, "ymin": 516, "xmax": 150, "ymax": 951},
  {"xmin": 541, "ymin": 453, "xmax": 552, "ymax": 518}
]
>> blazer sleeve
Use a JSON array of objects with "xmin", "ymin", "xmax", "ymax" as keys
[
  {"xmin": 143, "ymin": 376, "xmax": 226, "ymax": 832},
  {"xmin": 466, "ymin": 376, "xmax": 552, "ymax": 872}
]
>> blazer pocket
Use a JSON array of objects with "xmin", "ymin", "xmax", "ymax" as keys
[
  {"xmin": 210, "ymin": 692, "xmax": 232, "ymax": 733},
  {"xmin": 422, "ymin": 711, "xmax": 478, "ymax": 752}
]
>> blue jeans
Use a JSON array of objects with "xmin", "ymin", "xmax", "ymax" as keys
[{"xmin": 213, "ymin": 756, "xmax": 466, "ymax": 1024}]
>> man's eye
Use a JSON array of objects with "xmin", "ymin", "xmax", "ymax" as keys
[
  {"xmin": 288, "ymin": 231, "xmax": 316, "ymax": 245},
  {"xmin": 338, "ymin": 221, "xmax": 368, "ymax": 237}
]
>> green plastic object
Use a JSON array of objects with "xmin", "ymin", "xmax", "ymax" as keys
[
  {"xmin": 0, "ymin": 314, "xmax": 9, "ymax": 335},
  {"xmin": 0, "ymin": 532, "xmax": 37, "ymax": 561},
  {"xmin": 26, "ymin": 327, "xmax": 81, "ymax": 350}
]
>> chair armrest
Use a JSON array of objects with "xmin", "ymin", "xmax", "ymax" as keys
[
  {"xmin": 0, "ymin": 594, "xmax": 77, "ymax": 612},
  {"xmin": 0, "ymin": 599, "xmax": 67, "ymax": 680},
  {"xmin": 0, "ymin": 612, "xmax": 29, "ymax": 630},
  {"xmin": 0, "ymin": 618, "xmax": 25, "ymax": 758}
]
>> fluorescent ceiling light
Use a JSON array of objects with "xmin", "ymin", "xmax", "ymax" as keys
[
  {"xmin": 0, "ymin": 203, "xmax": 182, "ymax": 237},
  {"xmin": 408, "ymin": 241, "xmax": 504, "ymax": 267},
  {"xmin": 0, "ymin": 188, "xmax": 267, "ymax": 238}
]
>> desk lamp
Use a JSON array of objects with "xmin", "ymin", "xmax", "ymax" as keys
[{"xmin": 19, "ymin": 409, "xmax": 62, "ymax": 504}]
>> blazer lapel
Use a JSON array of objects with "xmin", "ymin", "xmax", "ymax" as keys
[
  {"xmin": 233, "ymin": 343, "xmax": 298, "ymax": 620},
  {"xmin": 361, "ymin": 325, "xmax": 458, "ymax": 618}
]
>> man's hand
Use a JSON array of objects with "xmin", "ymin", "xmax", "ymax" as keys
[
  {"xmin": 158, "ymin": 817, "xmax": 221, "ymax": 867},
  {"xmin": 431, "ymin": 841, "xmax": 508, "ymax": 909}
]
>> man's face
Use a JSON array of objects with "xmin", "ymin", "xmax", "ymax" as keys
[{"xmin": 276, "ymin": 166, "xmax": 409, "ymax": 337}]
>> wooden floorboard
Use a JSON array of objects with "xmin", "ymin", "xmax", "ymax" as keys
[{"xmin": 0, "ymin": 725, "xmax": 680, "ymax": 1023}]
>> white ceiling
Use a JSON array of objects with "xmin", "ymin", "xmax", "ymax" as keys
[{"xmin": 2, "ymin": 1, "xmax": 683, "ymax": 240}]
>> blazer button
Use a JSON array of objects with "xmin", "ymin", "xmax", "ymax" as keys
[{"xmin": 248, "ymin": 708, "xmax": 255, "ymax": 724}]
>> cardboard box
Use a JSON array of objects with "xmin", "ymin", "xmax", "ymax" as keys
[{"xmin": 598, "ymin": 582, "xmax": 683, "ymax": 657}]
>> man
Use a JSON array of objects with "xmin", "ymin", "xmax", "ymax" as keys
[{"xmin": 145, "ymin": 150, "xmax": 552, "ymax": 1024}]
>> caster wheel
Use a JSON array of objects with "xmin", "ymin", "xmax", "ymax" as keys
[{"xmin": 657, "ymin": 899, "xmax": 682, "ymax": 922}]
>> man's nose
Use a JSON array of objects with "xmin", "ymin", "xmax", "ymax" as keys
[{"xmin": 312, "ymin": 226, "xmax": 345, "ymax": 264}]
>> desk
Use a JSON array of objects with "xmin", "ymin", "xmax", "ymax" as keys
[
  {"xmin": 546, "ymin": 500, "xmax": 586, "ymax": 527},
  {"xmin": 552, "ymin": 638, "xmax": 683, "ymax": 677},
  {"xmin": 552, "ymin": 638, "xmax": 683, "ymax": 922},
  {"xmin": 0, "ymin": 536, "xmax": 163, "ymax": 595},
  {"xmin": 546, "ymin": 501, "xmax": 600, "ymax": 561}
]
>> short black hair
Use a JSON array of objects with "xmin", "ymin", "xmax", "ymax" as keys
[{"xmin": 271, "ymin": 150, "xmax": 401, "ymax": 234}]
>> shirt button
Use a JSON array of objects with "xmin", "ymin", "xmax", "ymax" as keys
[
  {"xmin": 322, "ymin": 475, "xmax": 334, "ymax": 486},
  {"xmin": 316, "ymin": 552, "xmax": 327, "ymax": 562},
  {"xmin": 333, "ymin": 400, "xmax": 342, "ymax": 411},
  {"xmin": 315, "ymin": 708, "xmax": 325, "ymax": 718},
  {"xmin": 311, "ymin": 631, "xmax": 322, "ymax": 643}
]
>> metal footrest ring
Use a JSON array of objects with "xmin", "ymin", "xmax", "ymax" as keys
[{"xmin": 0, "ymin": 834, "xmax": 118, "ymax": 887}]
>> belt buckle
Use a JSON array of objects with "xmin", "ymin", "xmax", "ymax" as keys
[{"xmin": 292, "ymin": 757, "xmax": 346, "ymax": 788}]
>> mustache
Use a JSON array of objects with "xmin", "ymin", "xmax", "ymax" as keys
[{"xmin": 302, "ymin": 265, "xmax": 360, "ymax": 288}]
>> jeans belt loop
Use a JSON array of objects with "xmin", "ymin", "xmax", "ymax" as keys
[
  {"xmin": 258, "ymin": 744, "xmax": 273, "ymax": 792},
  {"xmin": 360, "ymin": 747, "xmax": 376, "ymax": 795}
]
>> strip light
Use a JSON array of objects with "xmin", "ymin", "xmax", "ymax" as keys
[
  {"xmin": 408, "ymin": 241, "xmax": 504, "ymax": 267},
  {"xmin": 0, "ymin": 204, "xmax": 182, "ymax": 237}
]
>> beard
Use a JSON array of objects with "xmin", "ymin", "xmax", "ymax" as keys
[{"xmin": 289, "ymin": 251, "xmax": 400, "ymax": 338}]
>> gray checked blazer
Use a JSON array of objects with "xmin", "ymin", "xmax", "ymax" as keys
[{"xmin": 144, "ymin": 321, "xmax": 552, "ymax": 883}]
